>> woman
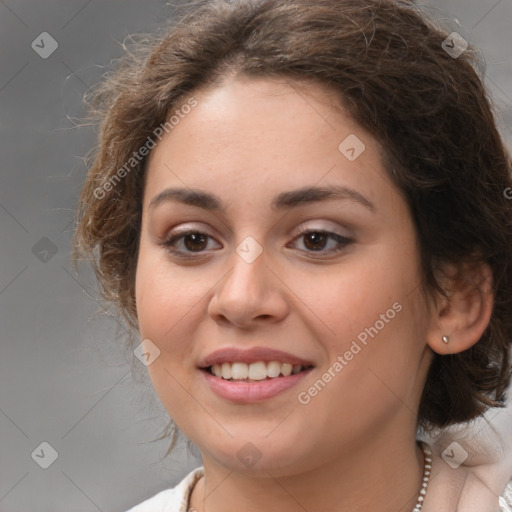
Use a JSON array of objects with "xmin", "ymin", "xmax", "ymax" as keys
[{"xmin": 73, "ymin": 0, "xmax": 512, "ymax": 510}]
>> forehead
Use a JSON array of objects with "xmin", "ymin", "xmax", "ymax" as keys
[{"xmin": 143, "ymin": 76, "xmax": 396, "ymax": 214}]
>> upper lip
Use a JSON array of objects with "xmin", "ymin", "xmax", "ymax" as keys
[{"xmin": 198, "ymin": 347, "xmax": 315, "ymax": 368}]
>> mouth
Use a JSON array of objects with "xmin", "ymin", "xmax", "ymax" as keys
[
  {"xmin": 197, "ymin": 347, "xmax": 315, "ymax": 402},
  {"xmin": 200, "ymin": 363, "xmax": 315, "ymax": 403},
  {"xmin": 201, "ymin": 361, "xmax": 315, "ymax": 382}
]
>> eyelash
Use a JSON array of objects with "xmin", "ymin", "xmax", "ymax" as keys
[{"xmin": 160, "ymin": 227, "xmax": 353, "ymax": 258}]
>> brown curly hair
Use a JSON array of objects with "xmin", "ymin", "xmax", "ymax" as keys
[{"xmin": 73, "ymin": 0, "xmax": 512, "ymax": 432}]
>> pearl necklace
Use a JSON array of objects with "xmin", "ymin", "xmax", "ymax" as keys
[{"xmin": 412, "ymin": 441, "xmax": 432, "ymax": 512}]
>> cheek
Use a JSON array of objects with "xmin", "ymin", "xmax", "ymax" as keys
[
  {"xmin": 135, "ymin": 246, "xmax": 205, "ymax": 340},
  {"xmin": 295, "ymin": 299, "xmax": 425, "ymax": 444},
  {"xmin": 295, "ymin": 247, "xmax": 420, "ymax": 346},
  {"xmin": 298, "ymin": 246, "xmax": 425, "ymax": 398},
  {"xmin": 135, "ymin": 253, "xmax": 206, "ymax": 430}
]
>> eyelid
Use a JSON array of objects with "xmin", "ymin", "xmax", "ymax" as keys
[
  {"xmin": 292, "ymin": 220, "xmax": 356, "ymax": 247},
  {"xmin": 160, "ymin": 222, "xmax": 219, "ymax": 241},
  {"xmin": 294, "ymin": 222, "xmax": 350, "ymax": 238},
  {"xmin": 161, "ymin": 223, "xmax": 220, "ymax": 243}
]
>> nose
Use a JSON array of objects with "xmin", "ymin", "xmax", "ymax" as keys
[{"xmin": 207, "ymin": 245, "xmax": 289, "ymax": 329}]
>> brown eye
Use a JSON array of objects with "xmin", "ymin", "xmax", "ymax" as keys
[
  {"xmin": 290, "ymin": 230, "xmax": 353, "ymax": 254},
  {"xmin": 162, "ymin": 230, "xmax": 221, "ymax": 256},
  {"xmin": 181, "ymin": 232, "xmax": 208, "ymax": 252},
  {"xmin": 302, "ymin": 232, "xmax": 329, "ymax": 251}
]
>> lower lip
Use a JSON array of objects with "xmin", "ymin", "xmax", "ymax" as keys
[{"xmin": 201, "ymin": 367, "xmax": 314, "ymax": 403}]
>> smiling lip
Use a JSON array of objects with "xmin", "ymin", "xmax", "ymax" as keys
[
  {"xmin": 201, "ymin": 366, "xmax": 314, "ymax": 403},
  {"xmin": 197, "ymin": 347, "xmax": 314, "ymax": 368},
  {"xmin": 198, "ymin": 346, "xmax": 315, "ymax": 404}
]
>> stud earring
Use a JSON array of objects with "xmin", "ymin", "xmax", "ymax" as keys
[{"xmin": 442, "ymin": 335, "xmax": 449, "ymax": 344}]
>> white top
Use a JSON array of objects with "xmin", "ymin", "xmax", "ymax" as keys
[
  {"xmin": 125, "ymin": 466, "xmax": 204, "ymax": 512},
  {"xmin": 125, "ymin": 465, "xmax": 512, "ymax": 512}
]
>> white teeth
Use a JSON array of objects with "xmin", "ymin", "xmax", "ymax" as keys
[
  {"xmin": 248, "ymin": 361, "xmax": 267, "ymax": 380},
  {"xmin": 221, "ymin": 362, "xmax": 231, "ymax": 379},
  {"xmin": 231, "ymin": 362, "xmax": 248, "ymax": 379},
  {"xmin": 209, "ymin": 361, "xmax": 306, "ymax": 380},
  {"xmin": 281, "ymin": 363, "xmax": 293, "ymax": 376},
  {"xmin": 267, "ymin": 361, "xmax": 281, "ymax": 378}
]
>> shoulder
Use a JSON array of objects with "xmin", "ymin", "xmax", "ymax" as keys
[
  {"xmin": 125, "ymin": 466, "xmax": 204, "ymax": 512},
  {"xmin": 424, "ymin": 451, "xmax": 512, "ymax": 512}
]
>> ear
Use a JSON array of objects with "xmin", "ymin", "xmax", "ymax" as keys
[{"xmin": 426, "ymin": 260, "xmax": 494, "ymax": 355}]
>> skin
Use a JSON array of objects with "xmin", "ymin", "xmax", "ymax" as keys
[{"xmin": 135, "ymin": 76, "xmax": 494, "ymax": 512}]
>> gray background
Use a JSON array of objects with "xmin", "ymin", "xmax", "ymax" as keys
[{"xmin": 0, "ymin": 1, "xmax": 511, "ymax": 511}]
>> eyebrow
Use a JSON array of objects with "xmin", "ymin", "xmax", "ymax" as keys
[{"xmin": 148, "ymin": 185, "xmax": 376, "ymax": 213}]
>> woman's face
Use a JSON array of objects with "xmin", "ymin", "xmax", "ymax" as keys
[{"xmin": 135, "ymin": 76, "xmax": 433, "ymax": 475}]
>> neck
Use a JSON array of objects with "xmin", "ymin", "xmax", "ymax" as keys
[{"xmin": 190, "ymin": 427, "xmax": 425, "ymax": 512}]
